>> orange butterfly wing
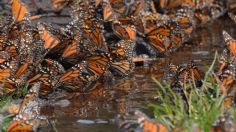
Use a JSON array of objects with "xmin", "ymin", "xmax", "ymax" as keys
[
  {"xmin": 187, "ymin": 62, "xmax": 202, "ymax": 81},
  {"xmin": 7, "ymin": 122, "xmax": 33, "ymax": 132},
  {"xmin": 135, "ymin": 110, "xmax": 168, "ymax": 132},
  {"xmin": 61, "ymin": 40, "xmax": 79, "ymax": 59},
  {"xmin": 38, "ymin": 24, "xmax": 60, "ymax": 50},
  {"xmin": 227, "ymin": 41, "xmax": 236, "ymax": 55},
  {"xmin": 220, "ymin": 74, "xmax": 234, "ymax": 95},
  {"xmin": 0, "ymin": 69, "xmax": 11, "ymax": 80},
  {"xmin": 110, "ymin": 40, "xmax": 135, "ymax": 76},
  {"xmin": 171, "ymin": 33, "xmax": 182, "ymax": 49},
  {"xmin": 109, "ymin": 0, "xmax": 127, "ymax": 14},
  {"xmin": 113, "ymin": 23, "xmax": 136, "ymax": 41},
  {"xmin": 58, "ymin": 62, "xmax": 91, "ymax": 91},
  {"xmin": 86, "ymin": 53, "xmax": 111, "ymax": 76},
  {"xmin": 103, "ymin": 2, "xmax": 117, "ymax": 21},
  {"xmin": 223, "ymin": 96, "xmax": 234, "ymax": 108},
  {"xmin": 15, "ymin": 62, "xmax": 29, "ymax": 78},
  {"xmin": 223, "ymin": 30, "xmax": 236, "ymax": 55},
  {"xmin": 59, "ymin": 62, "xmax": 87, "ymax": 83},
  {"xmin": 111, "ymin": 60, "xmax": 134, "ymax": 76},
  {"xmin": 12, "ymin": 0, "xmax": 28, "ymax": 22},
  {"xmin": 84, "ymin": 26, "xmax": 108, "ymax": 51}
]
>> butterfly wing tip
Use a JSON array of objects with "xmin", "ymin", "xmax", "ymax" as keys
[
  {"xmin": 222, "ymin": 30, "xmax": 227, "ymax": 35},
  {"xmin": 222, "ymin": 30, "xmax": 233, "ymax": 42}
]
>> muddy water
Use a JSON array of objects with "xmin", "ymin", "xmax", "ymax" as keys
[{"xmin": 38, "ymin": 17, "xmax": 236, "ymax": 132}]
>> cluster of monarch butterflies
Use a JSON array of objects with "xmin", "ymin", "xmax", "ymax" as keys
[
  {"xmin": 0, "ymin": 0, "xmax": 233, "ymax": 132},
  {"xmin": 218, "ymin": 31, "xmax": 236, "ymax": 97},
  {"xmin": 0, "ymin": 0, "xmax": 228, "ymax": 95},
  {"xmin": 165, "ymin": 61, "xmax": 202, "ymax": 86},
  {"xmin": 47, "ymin": 0, "xmax": 227, "ymax": 56},
  {"xmin": 162, "ymin": 61, "xmax": 203, "ymax": 98},
  {"xmin": 119, "ymin": 31, "xmax": 236, "ymax": 132},
  {"xmin": 0, "ymin": 0, "xmax": 137, "ymax": 96}
]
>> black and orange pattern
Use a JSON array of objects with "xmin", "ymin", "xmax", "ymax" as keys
[{"xmin": 0, "ymin": 0, "xmax": 234, "ymax": 131}]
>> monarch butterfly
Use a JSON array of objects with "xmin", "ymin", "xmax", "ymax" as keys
[
  {"xmin": 0, "ymin": 53, "xmax": 33, "ymax": 93},
  {"xmin": 132, "ymin": 17, "xmax": 145, "ymax": 36},
  {"xmin": 187, "ymin": 61, "xmax": 202, "ymax": 81},
  {"xmin": 114, "ymin": 17, "xmax": 133, "ymax": 26},
  {"xmin": 168, "ymin": 63, "xmax": 186, "ymax": 82},
  {"xmin": 110, "ymin": 40, "xmax": 135, "ymax": 76},
  {"xmin": 141, "ymin": 13, "xmax": 161, "ymax": 34},
  {"xmin": 38, "ymin": 23, "xmax": 60, "ymax": 51},
  {"xmin": 110, "ymin": 59, "xmax": 134, "ymax": 77},
  {"xmin": 144, "ymin": 25, "xmax": 172, "ymax": 55},
  {"xmin": 165, "ymin": 20, "xmax": 184, "ymax": 51},
  {"xmin": 45, "ymin": 28, "xmax": 74, "ymax": 59},
  {"xmin": 169, "ymin": 63, "xmax": 185, "ymax": 75},
  {"xmin": 218, "ymin": 57, "xmax": 227, "ymax": 73},
  {"xmin": 159, "ymin": 0, "xmax": 210, "ymax": 9},
  {"xmin": 108, "ymin": 0, "xmax": 129, "ymax": 15},
  {"xmin": 135, "ymin": 110, "xmax": 168, "ymax": 132},
  {"xmin": 128, "ymin": 0, "xmax": 145, "ymax": 16},
  {"xmin": 223, "ymin": 96, "xmax": 234, "ymax": 108},
  {"xmin": 111, "ymin": 39, "xmax": 134, "ymax": 59},
  {"xmin": 219, "ymin": 70, "xmax": 234, "ymax": 95},
  {"xmin": 11, "ymin": 0, "xmax": 28, "ymax": 22},
  {"xmin": 7, "ymin": 83, "xmax": 47, "ymax": 132},
  {"xmin": 218, "ymin": 49, "xmax": 235, "ymax": 73},
  {"xmin": 95, "ymin": 0, "xmax": 102, "ymax": 7},
  {"xmin": 59, "ymin": 61, "xmax": 87, "ymax": 83},
  {"xmin": 27, "ymin": 59, "xmax": 65, "ymax": 95},
  {"xmin": 222, "ymin": 30, "xmax": 236, "ymax": 55},
  {"xmin": 14, "ymin": 57, "xmax": 32, "ymax": 79},
  {"xmin": 187, "ymin": 61, "xmax": 203, "ymax": 87},
  {"xmin": 103, "ymin": 1, "xmax": 117, "ymax": 21},
  {"xmin": 108, "ymin": 0, "xmax": 145, "ymax": 17},
  {"xmin": 115, "ymin": 16, "xmax": 144, "ymax": 36},
  {"xmin": 174, "ymin": 11, "xmax": 194, "ymax": 35},
  {"xmin": 168, "ymin": 62, "xmax": 202, "ymax": 86},
  {"xmin": 83, "ymin": 26, "xmax": 108, "ymax": 52},
  {"xmin": 0, "ymin": 52, "xmax": 17, "ymax": 81},
  {"xmin": 157, "ymin": 0, "xmax": 185, "ymax": 9},
  {"xmin": 85, "ymin": 51, "xmax": 111, "ymax": 79},
  {"xmin": 81, "ymin": 18, "xmax": 103, "ymax": 33},
  {"xmin": 59, "ymin": 61, "xmax": 92, "ymax": 91},
  {"xmin": 71, "ymin": 1, "xmax": 101, "ymax": 32},
  {"xmin": 5, "ymin": 23, "xmax": 22, "ymax": 40},
  {"xmin": 112, "ymin": 22, "xmax": 136, "ymax": 41},
  {"xmin": 161, "ymin": 0, "xmax": 198, "ymax": 9},
  {"xmin": 61, "ymin": 40, "xmax": 80, "ymax": 59},
  {"xmin": 170, "ymin": 32, "xmax": 183, "ymax": 50}
]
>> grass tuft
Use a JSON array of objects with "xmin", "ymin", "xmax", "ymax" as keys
[{"xmin": 149, "ymin": 52, "xmax": 232, "ymax": 131}]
